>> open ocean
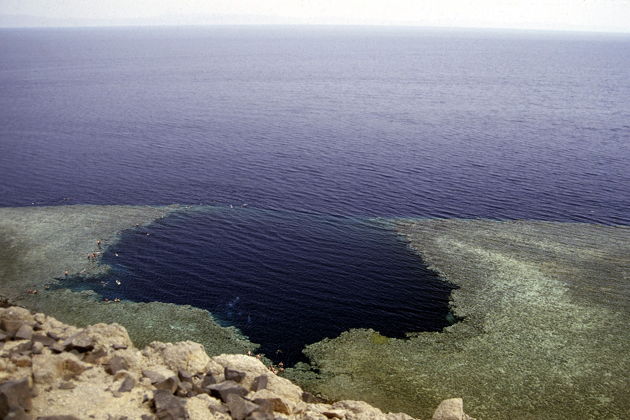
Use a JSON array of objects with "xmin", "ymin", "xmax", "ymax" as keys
[{"xmin": 1, "ymin": 26, "xmax": 629, "ymax": 362}]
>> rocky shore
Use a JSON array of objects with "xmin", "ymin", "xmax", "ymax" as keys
[{"xmin": 0, "ymin": 305, "xmax": 474, "ymax": 420}]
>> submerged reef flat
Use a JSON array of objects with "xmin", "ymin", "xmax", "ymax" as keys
[
  {"xmin": 0, "ymin": 205, "xmax": 256, "ymax": 355},
  {"xmin": 288, "ymin": 219, "xmax": 630, "ymax": 420}
]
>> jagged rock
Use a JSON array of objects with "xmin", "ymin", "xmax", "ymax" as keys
[
  {"xmin": 251, "ymin": 389, "xmax": 291, "ymax": 415},
  {"xmin": 106, "ymin": 356, "xmax": 129, "ymax": 375},
  {"xmin": 178, "ymin": 369, "xmax": 193, "ymax": 383},
  {"xmin": 118, "ymin": 375, "xmax": 136, "ymax": 392},
  {"xmin": 154, "ymin": 376, "xmax": 180, "ymax": 394},
  {"xmin": 46, "ymin": 331, "xmax": 61, "ymax": 341},
  {"xmin": 82, "ymin": 348, "xmax": 108, "ymax": 364},
  {"xmin": 225, "ymin": 394, "xmax": 261, "ymax": 420},
  {"xmin": 15, "ymin": 324, "xmax": 33, "ymax": 340},
  {"xmin": 143, "ymin": 370, "xmax": 167, "ymax": 384},
  {"xmin": 208, "ymin": 381, "xmax": 249, "ymax": 402},
  {"xmin": 0, "ymin": 377, "xmax": 33, "ymax": 418},
  {"xmin": 1, "ymin": 319, "xmax": 24, "ymax": 338},
  {"xmin": 195, "ymin": 372, "xmax": 217, "ymax": 394},
  {"xmin": 1, "ymin": 307, "xmax": 430, "ymax": 419},
  {"xmin": 212, "ymin": 355, "xmax": 302, "ymax": 402},
  {"xmin": 62, "ymin": 331, "xmax": 95, "ymax": 353},
  {"xmin": 32, "ymin": 333, "xmax": 55, "ymax": 347},
  {"xmin": 224, "ymin": 367, "xmax": 246, "ymax": 383},
  {"xmin": 176, "ymin": 381, "xmax": 193, "ymax": 397},
  {"xmin": 251, "ymin": 375, "xmax": 268, "ymax": 392},
  {"xmin": 0, "ymin": 330, "xmax": 8, "ymax": 341},
  {"xmin": 153, "ymin": 389, "xmax": 189, "ymax": 420},
  {"xmin": 432, "ymin": 398, "xmax": 475, "ymax": 420}
]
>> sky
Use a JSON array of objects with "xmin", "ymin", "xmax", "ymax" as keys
[{"xmin": 1, "ymin": 0, "xmax": 629, "ymax": 33}]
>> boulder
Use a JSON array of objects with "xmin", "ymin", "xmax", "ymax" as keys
[
  {"xmin": 251, "ymin": 389, "xmax": 291, "ymax": 415},
  {"xmin": 62, "ymin": 331, "xmax": 95, "ymax": 352},
  {"xmin": 251, "ymin": 375, "xmax": 268, "ymax": 392},
  {"xmin": 154, "ymin": 376, "xmax": 180, "ymax": 394},
  {"xmin": 118, "ymin": 375, "xmax": 136, "ymax": 392},
  {"xmin": 106, "ymin": 356, "xmax": 129, "ymax": 375},
  {"xmin": 0, "ymin": 377, "xmax": 32, "ymax": 418},
  {"xmin": 14, "ymin": 324, "xmax": 33, "ymax": 340},
  {"xmin": 153, "ymin": 389, "xmax": 189, "ymax": 420},
  {"xmin": 225, "ymin": 394, "xmax": 261, "ymax": 420},
  {"xmin": 211, "ymin": 355, "xmax": 302, "ymax": 402},
  {"xmin": 224, "ymin": 367, "xmax": 246, "ymax": 383},
  {"xmin": 145, "ymin": 342, "xmax": 210, "ymax": 375},
  {"xmin": 208, "ymin": 381, "xmax": 249, "ymax": 402},
  {"xmin": 432, "ymin": 398, "xmax": 475, "ymax": 420}
]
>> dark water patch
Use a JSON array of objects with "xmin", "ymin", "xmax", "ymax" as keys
[{"xmin": 69, "ymin": 207, "xmax": 454, "ymax": 365}]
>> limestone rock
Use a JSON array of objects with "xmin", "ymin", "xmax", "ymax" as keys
[
  {"xmin": 83, "ymin": 323, "xmax": 133, "ymax": 350},
  {"xmin": 145, "ymin": 341, "xmax": 210, "ymax": 374},
  {"xmin": 251, "ymin": 389, "xmax": 291, "ymax": 414},
  {"xmin": 0, "ymin": 307, "xmax": 433, "ymax": 420},
  {"xmin": 432, "ymin": 398, "xmax": 475, "ymax": 420}
]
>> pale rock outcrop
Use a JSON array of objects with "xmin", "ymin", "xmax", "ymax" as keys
[
  {"xmin": 0, "ymin": 306, "xmax": 477, "ymax": 420},
  {"xmin": 432, "ymin": 398, "xmax": 475, "ymax": 420},
  {"xmin": 144, "ymin": 340, "xmax": 211, "ymax": 373}
]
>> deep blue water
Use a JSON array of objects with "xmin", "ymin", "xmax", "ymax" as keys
[
  {"xmin": 67, "ymin": 208, "xmax": 454, "ymax": 364},
  {"xmin": 1, "ymin": 26, "xmax": 629, "ymax": 223},
  {"xmin": 1, "ymin": 27, "xmax": 630, "ymax": 360}
]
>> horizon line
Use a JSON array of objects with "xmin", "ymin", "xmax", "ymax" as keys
[{"xmin": 1, "ymin": 22, "xmax": 630, "ymax": 36}]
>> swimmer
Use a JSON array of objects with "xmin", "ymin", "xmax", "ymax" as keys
[
  {"xmin": 64, "ymin": 270, "xmax": 69, "ymax": 277},
  {"xmin": 115, "ymin": 280, "xmax": 121, "ymax": 286},
  {"xmin": 97, "ymin": 240, "xmax": 101, "ymax": 249}
]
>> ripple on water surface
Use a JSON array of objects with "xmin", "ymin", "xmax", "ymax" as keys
[{"xmin": 70, "ymin": 207, "xmax": 454, "ymax": 364}]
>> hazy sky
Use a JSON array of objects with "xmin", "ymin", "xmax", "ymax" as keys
[{"xmin": 1, "ymin": 0, "xmax": 630, "ymax": 32}]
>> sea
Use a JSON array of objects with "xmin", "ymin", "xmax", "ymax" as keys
[{"xmin": 1, "ymin": 26, "xmax": 629, "ymax": 363}]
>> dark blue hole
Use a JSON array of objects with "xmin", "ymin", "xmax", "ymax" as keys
[{"xmin": 76, "ymin": 208, "xmax": 454, "ymax": 365}]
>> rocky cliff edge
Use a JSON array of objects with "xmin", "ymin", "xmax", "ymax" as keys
[{"xmin": 0, "ymin": 306, "xmax": 474, "ymax": 420}]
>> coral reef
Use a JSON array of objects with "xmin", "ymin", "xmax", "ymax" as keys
[{"xmin": 286, "ymin": 219, "xmax": 630, "ymax": 419}]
